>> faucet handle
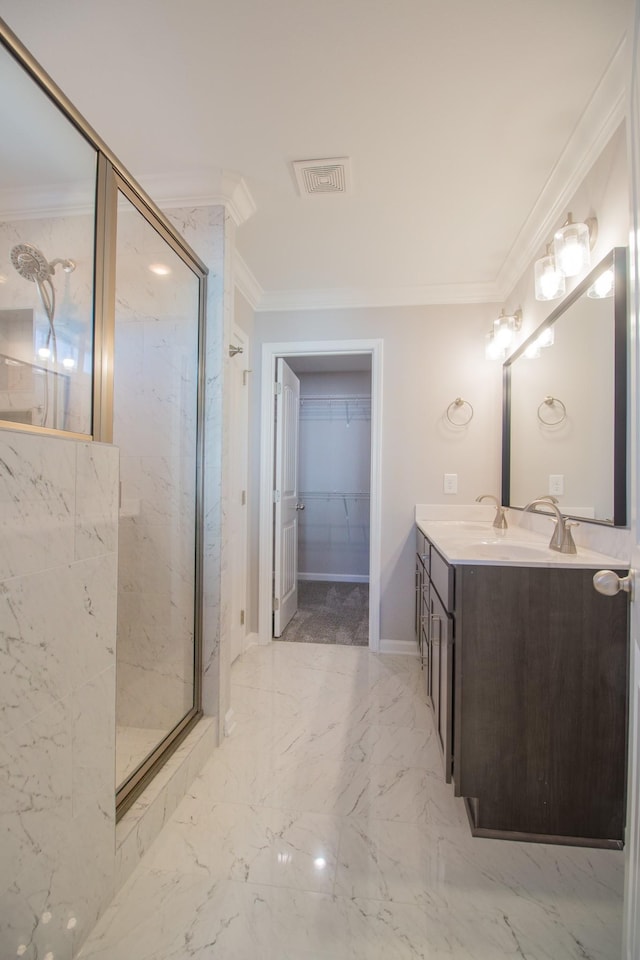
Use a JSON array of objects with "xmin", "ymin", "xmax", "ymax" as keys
[{"xmin": 560, "ymin": 520, "xmax": 579, "ymax": 554}]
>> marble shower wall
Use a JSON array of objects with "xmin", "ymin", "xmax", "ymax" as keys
[
  {"xmin": 0, "ymin": 213, "xmax": 96, "ymax": 434},
  {"xmin": 164, "ymin": 206, "xmax": 228, "ymax": 731},
  {"xmin": 0, "ymin": 430, "xmax": 119, "ymax": 960}
]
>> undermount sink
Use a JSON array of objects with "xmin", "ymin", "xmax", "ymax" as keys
[
  {"xmin": 472, "ymin": 541, "xmax": 554, "ymax": 561},
  {"xmin": 433, "ymin": 521, "xmax": 497, "ymax": 532}
]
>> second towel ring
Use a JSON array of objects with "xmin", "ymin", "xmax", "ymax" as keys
[
  {"xmin": 446, "ymin": 397, "xmax": 474, "ymax": 426},
  {"xmin": 537, "ymin": 395, "xmax": 567, "ymax": 426}
]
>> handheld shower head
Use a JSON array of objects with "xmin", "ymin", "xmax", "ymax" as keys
[
  {"xmin": 10, "ymin": 242, "xmax": 51, "ymax": 282},
  {"xmin": 10, "ymin": 243, "xmax": 76, "ymax": 282}
]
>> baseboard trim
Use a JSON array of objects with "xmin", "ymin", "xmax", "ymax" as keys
[
  {"xmin": 223, "ymin": 708, "xmax": 237, "ymax": 737},
  {"xmin": 379, "ymin": 639, "xmax": 419, "ymax": 656},
  {"xmin": 298, "ymin": 573, "xmax": 370, "ymax": 583},
  {"xmin": 243, "ymin": 631, "xmax": 260, "ymax": 651}
]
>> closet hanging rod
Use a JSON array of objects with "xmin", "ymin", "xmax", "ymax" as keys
[
  {"xmin": 300, "ymin": 394, "xmax": 370, "ymax": 402},
  {"xmin": 299, "ymin": 491, "xmax": 371, "ymax": 500}
]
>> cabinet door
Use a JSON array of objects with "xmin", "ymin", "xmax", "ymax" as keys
[
  {"xmin": 430, "ymin": 587, "xmax": 453, "ymax": 783},
  {"xmin": 414, "ymin": 558, "xmax": 423, "ymax": 642},
  {"xmin": 421, "ymin": 574, "xmax": 431, "ymax": 700}
]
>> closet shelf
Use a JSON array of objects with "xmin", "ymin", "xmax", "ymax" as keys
[{"xmin": 299, "ymin": 395, "xmax": 371, "ymax": 422}]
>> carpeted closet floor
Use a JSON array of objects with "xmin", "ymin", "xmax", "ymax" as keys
[{"xmin": 278, "ymin": 580, "xmax": 369, "ymax": 646}]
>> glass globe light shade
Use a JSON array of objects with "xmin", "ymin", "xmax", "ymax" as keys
[
  {"xmin": 587, "ymin": 268, "xmax": 614, "ymax": 299},
  {"xmin": 485, "ymin": 331, "xmax": 505, "ymax": 361},
  {"xmin": 534, "ymin": 254, "xmax": 566, "ymax": 301},
  {"xmin": 553, "ymin": 219, "xmax": 591, "ymax": 277}
]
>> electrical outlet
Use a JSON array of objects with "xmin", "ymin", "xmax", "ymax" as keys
[
  {"xmin": 443, "ymin": 473, "xmax": 458, "ymax": 495},
  {"xmin": 549, "ymin": 474, "xmax": 564, "ymax": 496}
]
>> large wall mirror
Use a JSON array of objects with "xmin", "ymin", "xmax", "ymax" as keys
[{"xmin": 502, "ymin": 247, "xmax": 627, "ymax": 526}]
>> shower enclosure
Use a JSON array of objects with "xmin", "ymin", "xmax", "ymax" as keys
[
  {"xmin": 0, "ymin": 23, "xmax": 208, "ymax": 818},
  {"xmin": 113, "ymin": 184, "xmax": 204, "ymax": 803}
]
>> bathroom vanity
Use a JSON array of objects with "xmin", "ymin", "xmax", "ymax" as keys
[{"xmin": 416, "ymin": 519, "xmax": 629, "ymax": 848}]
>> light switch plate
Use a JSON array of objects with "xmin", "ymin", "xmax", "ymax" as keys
[{"xmin": 443, "ymin": 473, "xmax": 458, "ymax": 494}]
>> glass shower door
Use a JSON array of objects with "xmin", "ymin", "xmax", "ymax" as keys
[{"xmin": 113, "ymin": 185, "xmax": 203, "ymax": 811}]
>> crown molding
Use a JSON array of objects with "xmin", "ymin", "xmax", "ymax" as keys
[
  {"xmin": 136, "ymin": 169, "xmax": 256, "ymax": 225},
  {"xmin": 234, "ymin": 252, "xmax": 263, "ymax": 309},
  {"xmin": 0, "ymin": 181, "xmax": 96, "ymax": 221},
  {"xmin": 255, "ymin": 281, "xmax": 500, "ymax": 313},
  {"xmin": 495, "ymin": 34, "xmax": 627, "ymax": 301},
  {"xmin": 242, "ymin": 36, "xmax": 626, "ymax": 315}
]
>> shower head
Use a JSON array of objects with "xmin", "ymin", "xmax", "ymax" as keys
[
  {"xmin": 10, "ymin": 243, "xmax": 76, "ymax": 282},
  {"xmin": 11, "ymin": 242, "xmax": 51, "ymax": 282}
]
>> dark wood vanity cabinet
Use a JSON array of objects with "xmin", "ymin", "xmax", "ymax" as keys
[
  {"xmin": 415, "ymin": 527, "xmax": 629, "ymax": 848},
  {"xmin": 415, "ymin": 530, "xmax": 454, "ymax": 783}
]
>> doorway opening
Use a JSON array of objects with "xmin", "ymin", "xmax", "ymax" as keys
[{"xmin": 259, "ymin": 339, "xmax": 383, "ymax": 652}]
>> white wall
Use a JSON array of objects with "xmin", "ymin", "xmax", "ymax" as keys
[
  {"xmin": 247, "ymin": 304, "xmax": 502, "ymax": 643},
  {"xmin": 505, "ymin": 123, "xmax": 629, "ymax": 337},
  {"xmin": 239, "ymin": 124, "xmax": 631, "ymax": 644}
]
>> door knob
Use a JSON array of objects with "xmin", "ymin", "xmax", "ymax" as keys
[
  {"xmin": 593, "ymin": 569, "xmax": 633, "ymax": 597},
  {"xmin": 295, "ymin": 502, "xmax": 305, "ymax": 511}
]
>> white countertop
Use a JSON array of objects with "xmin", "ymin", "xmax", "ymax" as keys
[{"xmin": 417, "ymin": 518, "xmax": 627, "ymax": 569}]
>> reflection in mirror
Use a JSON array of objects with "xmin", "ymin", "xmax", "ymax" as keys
[
  {"xmin": 503, "ymin": 247, "xmax": 627, "ymax": 526},
  {"xmin": 0, "ymin": 41, "xmax": 97, "ymax": 434}
]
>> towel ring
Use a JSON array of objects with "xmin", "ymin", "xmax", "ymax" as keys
[
  {"xmin": 446, "ymin": 397, "xmax": 474, "ymax": 426},
  {"xmin": 537, "ymin": 395, "xmax": 567, "ymax": 426}
]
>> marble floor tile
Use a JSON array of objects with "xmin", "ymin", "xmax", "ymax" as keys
[
  {"xmin": 77, "ymin": 641, "xmax": 624, "ymax": 960},
  {"xmin": 141, "ymin": 800, "xmax": 341, "ymax": 895}
]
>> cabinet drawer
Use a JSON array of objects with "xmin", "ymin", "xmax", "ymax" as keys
[{"xmin": 430, "ymin": 544, "xmax": 454, "ymax": 611}]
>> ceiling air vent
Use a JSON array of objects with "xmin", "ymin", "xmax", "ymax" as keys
[{"xmin": 292, "ymin": 157, "xmax": 351, "ymax": 198}]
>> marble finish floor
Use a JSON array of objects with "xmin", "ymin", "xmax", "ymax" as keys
[
  {"xmin": 279, "ymin": 580, "xmax": 369, "ymax": 645},
  {"xmin": 79, "ymin": 643, "xmax": 623, "ymax": 959}
]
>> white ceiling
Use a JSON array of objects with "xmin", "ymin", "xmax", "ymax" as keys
[{"xmin": 0, "ymin": 0, "xmax": 630, "ymax": 310}]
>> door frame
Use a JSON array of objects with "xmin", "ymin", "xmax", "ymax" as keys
[
  {"xmin": 228, "ymin": 324, "xmax": 250, "ymax": 662},
  {"xmin": 624, "ymin": 1, "xmax": 640, "ymax": 952},
  {"xmin": 258, "ymin": 338, "xmax": 383, "ymax": 651}
]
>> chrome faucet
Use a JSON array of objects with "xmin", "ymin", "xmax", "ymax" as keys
[
  {"xmin": 523, "ymin": 498, "xmax": 579, "ymax": 554},
  {"xmin": 475, "ymin": 494, "xmax": 508, "ymax": 529}
]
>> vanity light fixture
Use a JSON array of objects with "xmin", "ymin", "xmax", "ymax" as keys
[
  {"xmin": 534, "ymin": 243, "xmax": 565, "ymax": 301},
  {"xmin": 485, "ymin": 328, "xmax": 505, "ymax": 360},
  {"xmin": 485, "ymin": 309, "xmax": 522, "ymax": 360},
  {"xmin": 148, "ymin": 262, "xmax": 171, "ymax": 276},
  {"xmin": 587, "ymin": 267, "xmax": 614, "ymax": 299},
  {"xmin": 524, "ymin": 340, "xmax": 541, "ymax": 360},
  {"xmin": 552, "ymin": 212, "xmax": 597, "ymax": 278},
  {"xmin": 523, "ymin": 324, "xmax": 555, "ymax": 360}
]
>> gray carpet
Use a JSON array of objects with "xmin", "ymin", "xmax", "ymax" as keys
[{"xmin": 277, "ymin": 580, "xmax": 369, "ymax": 646}]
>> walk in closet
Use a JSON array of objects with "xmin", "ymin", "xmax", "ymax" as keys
[{"xmin": 291, "ymin": 362, "xmax": 372, "ymax": 584}]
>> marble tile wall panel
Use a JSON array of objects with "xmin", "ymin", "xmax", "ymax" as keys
[
  {"xmin": 114, "ymin": 716, "xmax": 217, "ymax": 891},
  {"xmin": 166, "ymin": 206, "xmax": 227, "ymax": 725},
  {"xmin": 0, "ymin": 430, "xmax": 118, "ymax": 960},
  {"xmin": 0, "ymin": 429, "xmax": 76, "ymax": 580}
]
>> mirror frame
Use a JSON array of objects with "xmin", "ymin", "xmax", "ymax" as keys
[{"xmin": 502, "ymin": 246, "xmax": 628, "ymax": 527}]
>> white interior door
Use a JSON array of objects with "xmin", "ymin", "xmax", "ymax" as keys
[
  {"xmin": 273, "ymin": 358, "xmax": 300, "ymax": 637},
  {"xmin": 229, "ymin": 327, "xmax": 249, "ymax": 663},
  {"xmin": 624, "ymin": 4, "xmax": 640, "ymax": 953}
]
